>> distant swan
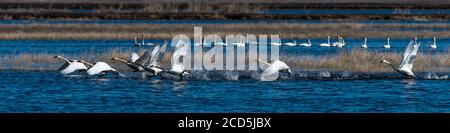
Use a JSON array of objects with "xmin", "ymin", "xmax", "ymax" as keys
[
  {"xmin": 258, "ymin": 59, "xmax": 292, "ymax": 81},
  {"xmin": 233, "ymin": 37, "xmax": 246, "ymax": 47},
  {"xmin": 134, "ymin": 34, "xmax": 156, "ymax": 46},
  {"xmin": 384, "ymin": 37, "xmax": 391, "ymax": 49},
  {"xmin": 380, "ymin": 39, "xmax": 420, "ymax": 78},
  {"xmin": 361, "ymin": 37, "xmax": 368, "ymax": 48},
  {"xmin": 78, "ymin": 60, "xmax": 120, "ymax": 76},
  {"xmin": 319, "ymin": 36, "xmax": 331, "ymax": 47},
  {"xmin": 429, "ymin": 36, "xmax": 437, "ymax": 49},
  {"xmin": 332, "ymin": 36, "xmax": 345, "ymax": 47},
  {"xmin": 54, "ymin": 55, "xmax": 87, "ymax": 74},
  {"xmin": 298, "ymin": 37, "xmax": 312, "ymax": 47},
  {"xmin": 214, "ymin": 35, "xmax": 227, "ymax": 46},
  {"xmin": 284, "ymin": 40, "xmax": 297, "ymax": 46}
]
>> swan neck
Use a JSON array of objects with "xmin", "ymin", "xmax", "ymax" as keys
[
  {"xmin": 56, "ymin": 56, "xmax": 70, "ymax": 63},
  {"xmin": 112, "ymin": 58, "xmax": 128, "ymax": 63}
]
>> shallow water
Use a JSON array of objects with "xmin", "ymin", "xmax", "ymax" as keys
[{"xmin": 0, "ymin": 70, "xmax": 448, "ymax": 113}]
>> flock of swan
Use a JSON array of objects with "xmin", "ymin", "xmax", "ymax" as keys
[
  {"xmin": 136, "ymin": 34, "xmax": 438, "ymax": 49},
  {"xmin": 55, "ymin": 35, "xmax": 424, "ymax": 81}
]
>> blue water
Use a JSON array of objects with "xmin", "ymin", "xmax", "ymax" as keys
[
  {"xmin": 0, "ymin": 71, "xmax": 448, "ymax": 112},
  {"xmin": 0, "ymin": 39, "xmax": 448, "ymax": 112}
]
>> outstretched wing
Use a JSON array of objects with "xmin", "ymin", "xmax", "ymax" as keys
[
  {"xmin": 131, "ymin": 53, "xmax": 139, "ymax": 62},
  {"xmin": 134, "ymin": 51, "xmax": 151, "ymax": 66},
  {"xmin": 148, "ymin": 41, "xmax": 168, "ymax": 67},
  {"xmin": 87, "ymin": 62, "xmax": 116, "ymax": 75},
  {"xmin": 400, "ymin": 41, "xmax": 420, "ymax": 71},
  {"xmin": 171, "ymin": 41, "xmax": 189, "ymax": 73},
  {"xmin": 260, "ymin": 60, "xmax": 290, "ymax": 81},
  {"xmin": 60, "ymin": 62, "xmax": 87, "ymax": 74}
]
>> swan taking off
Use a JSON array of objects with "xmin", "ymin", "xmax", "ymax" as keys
[
  {"xmin": 380, "ymin": 39, "xmax": 420, "ymax": 78},
  {"xmin": 258, "ymin": 59, "xmax": 292, "ymax": 81},
  {"xmin": 384, "ymin": 37, "xmax": 391, "ymax": 49},
  {"xmin": 319, "ymin": 36, "xmax": 331, "ymax": 47},
  {"xmin": 160, "ymin": 40, "xmax": 190, "ymax": 80},
  {"xmin": 144, "ymin": 41, "xmax": 169, "ymax": 75},
  {"xmin": 361, "ymin": 37, "xmax": 368, "ymax": 48},
  {"xmin": 78, "ymin": 60, "xmax": 120, "ymax": 76},
  {"xmin": 111, "ymin": 51, "xmax": 151, "ymax": 72},
  {"xmin": 429, "ymin": 36, "xmax": 437, "ymax": 49},
  {"xmin": 54, "ymin": 55, "xmax": 87, "ymax": 74}
]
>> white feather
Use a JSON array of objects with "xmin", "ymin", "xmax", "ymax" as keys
[
  {"xmin": 260, "ymin": 60, "xmax": 291, "ymax": 81},
  {"xmin": 131, "ymin": 53, "xmax": 139, "ymax": 62},
  {"xmin": 60, "ymin": 62, "xmax": 87, "ymax": 74},
  {"xmin": 87, "ymin": 62, "xmax": 116, "ymax": 76}
]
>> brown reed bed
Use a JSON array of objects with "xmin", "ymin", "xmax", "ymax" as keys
[
  {"xmin": 1, "ymin": 49, "xmax": 448, "ymax": 73},
  {"xmin": 0, "ymin": 23, "xmax": 449, "ymax": 40}
]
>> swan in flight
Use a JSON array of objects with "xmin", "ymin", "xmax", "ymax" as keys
[
  {"xmin": 144, "ymin": 41, "xmax": 169, "ymax": 75},
  {"xmin": 160, "ymin": 41, "xmax": 190, "ymax": 80},
  {"xmin": 78, "ymin": 60, "xmax": 120, "ymax": 76},
  {"xmin": 298, "ymin": 37, "xmax": 312, "ymax": 47},
  {"xmin": 111, "ymin": 51, "xmax": 151, "ymax": 72},
  {"xmin": 384, "ymin": 37, "xmax": 391, "ymax": 49},
  {"xmin": 319, "ymin": 36, "xmax": 331, "ymax": 47},
  {"xmin": 380, "ymin": 39, "xmax": 420, "ymax": 78},
  {"xmin": 429, "ymin": 36, "xmax": 437, "ymax": 49},
  {"xmin": 258, "ymin": 59, "xmax": 293, "ymax": 81},
  {"xmin": 361, "ymin": 37, "xmax": 368, "ymax": 48},
  {"xmin": 284, "ymin": 40, "xmax": 297, "ymax": 46},
  {"xmin": 54, "ymin": 55, "xmax": 87, "ymax": 75}
]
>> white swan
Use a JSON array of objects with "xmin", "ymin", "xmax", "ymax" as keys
[
  {"xmin": 384, "ymin": 37, "xmax": 391, "ymax": 49},
  {"xmin": 361, "ymin": 37, "xmax": 368, "ymax": 48},
  {"xmin": 134, "ymin": 36, "xmax": 141, "ymax": 46},
  {"xmin": 284, "ymin": 40, "xmax": 297, "ymax": 46},
  {"xmin": 380, "ymin": 39, "xmax": 420, "ymax": 78},
  {"xmin": 258, "ymin": 59, "xmax": 292, "ymax": 81},
  {"xmin": 298, "ymin": 37, "xmax": 312, "ymax": 47},
  {"xmin": 429, "ymin": 36, "xmax": 437, "ymax": 49},
  {"xmin": 160, "ymin": 41, "xmax": 190, "ymax": 80},
  {"xmin": 135, "ymin": 34, "xmax": 156, "ymax": 46},
  {"xmin": 78, "ymin": 60, "xmax": 120, "ymax": 76},
  {"xmin": 332, "ymin": 36, "xmax": 345, "ymax": 47},
  {"xmin": 54, "ymin": 55, "xmax": 87, "ymax": 75},
  {"xmin": 319, "ymin": 36, "xmax": 331, "ymax": 47},
  {"xmin": 332, "ymin": 35, "xmax": 341, "ymax": 47}
]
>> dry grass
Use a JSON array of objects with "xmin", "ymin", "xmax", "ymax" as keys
[
  {"xmin": 1, "ymin": 49, "xmax": 448, "ymax": 73},
  {"xmin": 0, "ymin": 23, "xmax": 449, "ymax": 40},
  {"xmin": 283, "ymin": 50, "xmax": 450, "ymax": 73}
]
